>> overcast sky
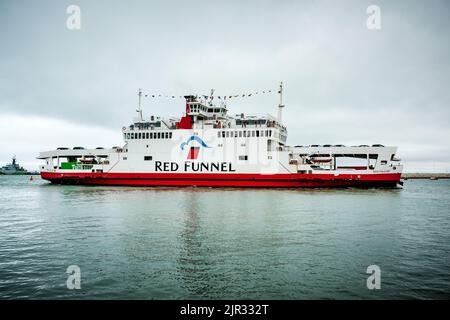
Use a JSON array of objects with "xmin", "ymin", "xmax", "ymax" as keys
[{"xmin": 1, "ymin": 0, "xmax": 449, "ymax": 172}]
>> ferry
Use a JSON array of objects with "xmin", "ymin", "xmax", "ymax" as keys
[{"xmin": 38, "ymin": 83, "xmax": 403, "ymax": 187}]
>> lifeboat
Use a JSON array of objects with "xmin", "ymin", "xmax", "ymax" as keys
[
  {"xmin": 311, "ymin": 158, "xmax": 332, "ymax": 163},
  {"xmin": 78, "ymin": 159, "xmax": 95, "ymax": 163}
]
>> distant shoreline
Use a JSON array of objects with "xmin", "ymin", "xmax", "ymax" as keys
[{"xmin": 402, "ymin": 173, "xmax": 450, "ymax": 179}]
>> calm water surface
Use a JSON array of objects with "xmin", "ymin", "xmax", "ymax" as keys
[{"xmin": 0, "ymin": 176, "xmax": 449, "ymax": 299}]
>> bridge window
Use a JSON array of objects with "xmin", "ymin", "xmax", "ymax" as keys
[
  {"xmin": 169, "ymin": 132, "xmax": 172, "ymax": 139},
  {"xmin": 239, "ymin": 131, "xmax": 242, "ymax": 137},
  {"xmin": 144, "ymin": 156, "xmax": 152, "ymax": 161},
  {"xmin": 239, "ymin": 155, "xmax": 248, "ymax": 160}
]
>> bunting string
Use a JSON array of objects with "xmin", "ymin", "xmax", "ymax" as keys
[{"xmin": 142, "ymin": 88, "xmax": 278, "ymax": 100}]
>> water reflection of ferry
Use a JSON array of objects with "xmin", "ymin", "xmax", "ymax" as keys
[{"xmin": 38, "ymin": 83, "xmax": 403, "ymax": 187}]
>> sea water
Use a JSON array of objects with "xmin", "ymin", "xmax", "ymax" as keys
[{"xmin": 0, "ymin": 176, "xmax": 449, "ymax": 299}]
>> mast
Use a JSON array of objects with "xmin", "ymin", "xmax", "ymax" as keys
[
  {"xmin": 209, "ymin": 89, "xmax": 215, "ymax": 106},
  {"xmin": 277, "ymin": 81, "xmax": 285, "ymax": 123},
  {"xmin": 137, "ymin": 88, "xmax": 143, "ymax": 121}
]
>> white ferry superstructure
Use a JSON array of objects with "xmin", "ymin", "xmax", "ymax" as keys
[{"xmin": 38, "ymin": 84, "xmax": 403, "ymax": 187}]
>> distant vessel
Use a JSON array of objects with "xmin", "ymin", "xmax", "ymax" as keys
[
  {"xmin": 0, "ymin": 156, "xmax": 30, "ymax": 175},
  {"xmin": 38, "ymin": 83, "xmax": 403, "ymax": 187}
]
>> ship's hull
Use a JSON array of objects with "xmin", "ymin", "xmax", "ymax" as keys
[{"xmin": 41, "ymin": 171, "xmax": 402, "ymax": 188}]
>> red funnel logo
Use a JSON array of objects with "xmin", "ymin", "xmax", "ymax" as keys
[
  {"xmin": 187, "ymin": 147, "xmax": 200, "ymax": 160},
  {"xmin": 180, "ymin": 135, "xmax": 211, "ymax": 160}
]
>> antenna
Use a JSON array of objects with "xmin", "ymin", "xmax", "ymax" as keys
[
  {"xmin": 209, "ymin": 89, "xmax": 215, "ymax": 106},
  {"xmin": 277, "ymin": 81, "xmax": 285, "ymax": 123},
  {"xmin": 137, "ymin": 88, "xmax": 143, "ymax": 121}
]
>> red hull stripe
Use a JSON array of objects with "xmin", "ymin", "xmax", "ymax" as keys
[{"xmin": 41, "ymin": 172, "xmax": 401, "ymax": 187}]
